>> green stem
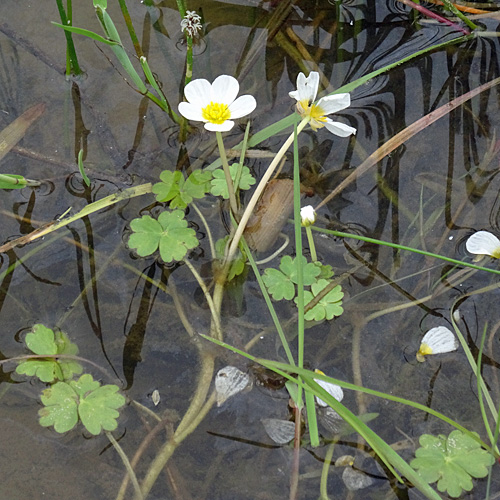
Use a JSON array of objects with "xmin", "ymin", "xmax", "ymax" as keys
[
  {"xmin": 319, "ymin": 443, "xmax": 335, "ymax": 499},
  {"xmin": 216, "ymin": 131, "xmax": 238, "ymax": 214},
  {"xmin": 305, "ymin": 226, "xmax": 317, "ymax": 262},
  {"xmin": 55, "ymin": 0, "xmax": 82, "ymax": 75},
  {"xmin": 225, "ymin": 117, "xmax": 309, "ymax": 263}
]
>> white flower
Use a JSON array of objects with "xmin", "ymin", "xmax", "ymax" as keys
[
  {"xmin": 301, "ymin": 205, "xmax": 316, "ymax": 226},
  {"xmin": 180, "ymin": 10, "xmax": 202, "ymax": 38},
  {"xmin": 417, "ymin": 326, "xmax": 459, "ymax": 362},
  {"xmin": 289, "ymin": 72, "xmax": 356, "ymax": 137},
  {"xmin": 314, "ymin": 369, "xmax": 344, "ymax": 407},
  {"xmin": 466, "ymin": 231, "xmax": 500, "ymax": 259},
  {"xmin": 178, "ymin": 75, "xmax": 256, "ymax": 132}
]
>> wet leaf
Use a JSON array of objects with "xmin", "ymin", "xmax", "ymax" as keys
[
  {"xmin": 128, "ymin": 210, "xmax": 199, "ymax": 262},
  {"xmin": 75, "ymin": 378, "xmax": 125, "ymax": 435},
  {"xmin": 210, "ymin": 163, "xmax": 255, "ymax": 199},
  {"xmin": 262, "ymin": 418, "xmax": 295, "ymax": 444},
  {"xmin": 299, "ymin": 279, "xmax": 344, "ymax": 321},
  {"xmin": 411, "ymin": 430, "xmax": 495, "ymax": 498},
  {"xmin": 16, "ymin": 324, "xmax": 82, "ymax": 383},
  {"xmin": 152, "ymin": 170, "xmax": 212, "ymax": 209},
  {"xmin": 263, "ymin": 256, "xmax": 321, "ymax": 301},
  {"xmin": 215, "ymin": 366, "xmax": 251, "ymax": 406},
  {"xmin": 39, "ymin": 382, "xmax": 79, "ymax": 433}
]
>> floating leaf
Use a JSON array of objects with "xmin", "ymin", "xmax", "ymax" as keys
[
  {"xmin": 263, "ymin": 256, "xmax": 321, "ymax": 301},
  {"xmin": 262, "ymin": 418, "xmax": 295, "ymax": 444},
  {"xmin": 152, "ymin": 170, "xmax": 212, "ymax": 209},
  {"xmin": 39, "ymin": 382, "xmax": 79, "ymax": 433},
  {"xmin": 210, "ymin": 163, "xmax": 255, "ymax": 199},
  {"xmin": 215, "ymin": 366, "xmax": 251, "ymax": 406},
  {"xmin": 38, "ymin": 374, "xmax": 125, "ymax": 435},
  {"xmin": 299, "ymin": 279, "xmax": 344, "ymax": 321},
  {"xmin": 74, "ymin": 376, "xmax": 125, "ymax": 435},
  {"xmin": 411, "ymin": 430, "xmax": 495, "ymax": 498},
  {"xmin": 128, "ymin": 210, "xmax": 199, "ymax": 262},
  {"xmin": 16, "ymin": 324, "xmax": 82, "ymax": 383}
]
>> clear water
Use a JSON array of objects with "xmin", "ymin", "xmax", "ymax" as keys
[{"xmin": 1, "ymin": 1, "xmax": 500, "ymax": 499}]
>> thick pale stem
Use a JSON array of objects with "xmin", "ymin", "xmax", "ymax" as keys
[
  {"xmin": 225, "ymin": 117, "xmax": 309, "ymax": 264},
  {"xmin": 216, "ymin": 131, "xmax": 238, "ymax": 215}
]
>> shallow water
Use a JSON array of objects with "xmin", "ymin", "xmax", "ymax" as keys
[{"xmin": 1, "ymin": 1, "xmax": 500, "ymax": 499}]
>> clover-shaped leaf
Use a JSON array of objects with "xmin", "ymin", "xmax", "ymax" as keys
[
  {"xmin": 153, "ymin": 170, "xmax": 212, "ymax": 209},
  {"xmin": 71, "ymin": 374, "xmax": 125, "ymax": 436},
  {"xmin": 128, "ymin": 210, "xmax": 199, "ymax": 262},
  {"xmin": 210, "ymin": 163, "xmax": 256, "ymax": 199},
  {"xmin": 39, "ymin": 382, "xmax": 79, "ymax": 433},
  {"xmin": 16, "ymin": 324, "xmax": 82, "ymax": 382},
  {"xmin": 215, "ymin": 237, "xmax": 246, "ymax": 281},
  {"xmin": 411, "ymin": 430, "xmax": 495, "ymax": 498},
  {"xmin": 263, "ymin": 256, "xmax": 321, "ymax": 301},
  {"xmin": 299, "ymin": 279, "xmax": 344, "ymax": 321}
]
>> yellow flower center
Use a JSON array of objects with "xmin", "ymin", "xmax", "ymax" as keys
[
  {"xmin": 416, "ymin": 343, "xmax": 433, "ymax": 363},
  {"xmin": 297, "ymin": 100, "xmax": 326, "ymax": 131},
  {"xmin": 201, "ymin": 101, "xmax": 231, "ymax": 124}
]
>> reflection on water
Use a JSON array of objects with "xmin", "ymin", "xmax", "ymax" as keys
[{"xmin": 1, "ymin": 1, "xmax": 500, "ymax": 498}]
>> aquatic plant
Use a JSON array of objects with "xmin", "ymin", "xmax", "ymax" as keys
[{"xmin": 2, "ymin": 1, "xmax": 500, "ymax": 500}]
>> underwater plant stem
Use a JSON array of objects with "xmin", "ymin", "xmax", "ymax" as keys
[
  {"xmin": 319, "ymin": 443, "xmax": 335, "ymax": 499},
  {"xmin": 216, "ymin": 131, "xmax": 238, "ymax": 214},
  {"xmin": 137, "ymin": 352, "xmax": 215, "ymax": 500},
  {"xmin": 191, "ymin": 202, "xmax": 216, "ymax": 260},
  {"xmin": 226, "ymin": 117, "xmax": 309, "ymax": 264},
  {"xmin": 183, "ymin": 259, "xmax": 223, "ymax": 339},
  {"xmin": 107, "ymin": 431, "xmax": 144, "ymax": 500},
  {"xmin": 305, "ymin": 226, "xmax": 317, "ymax": 262}
]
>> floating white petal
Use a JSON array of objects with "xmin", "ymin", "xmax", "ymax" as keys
[
  {"xmin": 178, "ymin": 75, "xmax": 256, "ymax": 132},
  {"xmin": 215, "ymin": 366, "xmax": 251, "ymax": 406},
  {"xmin": 262, "ymin": 418, "xmax": 295, "ymax": 444},
  {"xmin": 289, "ymin": 71, "xmax": 356, "ymax": 137},
  {"xmin": 465, "ymin": 231, "xmax": 500, "ymax": 258},
  {"xmin": 314, "ymin": 370, "xmax": 344, "ymax": 407},
  {"xmin": 417, "ymin": 326, "xmax": 459, "ymax": 362}
]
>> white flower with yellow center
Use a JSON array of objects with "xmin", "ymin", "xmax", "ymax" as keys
[
  {"xmin": 416, "ymin": 326, "xmax": 459, "ymax": 362},
  {"xmin": 289, "ymin": 72, "xmax": 356, "ymax": 137},
  {"xmin": 314, "ymin": 369, "xmax": 344, "ymax": 407},
  {"xmin": 301, "ymin": 205, "xmax": 316, "ymax": 226},
  {"xmin": 466, "ymin": 230, "xmax": 500, "ymax": 259},
  {"xmin": 178, "ymin": 75, "xmax": 256, "ymax": 132}
]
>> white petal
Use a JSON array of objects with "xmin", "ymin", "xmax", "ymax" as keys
[
  {"xmin": 228, "ymin": 94, "xmax": 256, "ymax": 119},
  {"xmin": 324, "ymin": 119, "xmax": 357, "ymax": 137},
  {"xmin": 183, "ymin": 78, "xmax": 212, "ymax": 107},
  {"xmin": 466, "ymin": 231, "xmax": 500, "ymax": 257},
  {"xmin": 262, "ymin": 418, "xmax": 295, "ymax": 444},
  {"xmin": 290, "ymin": 72, "xmax": 319, "ymax": 104},
  {"xmin": 178, "ymin": 102, "xmax": 204, "ymax": 121},
  {"xmin": 215, "ymin": 366, "xmax": 250, "ymax": 406},
  {"xmin": 342, "ymin": 467, "xmax": 374, "ymax": 491},
  {"xmin": 211, "ymin": 75, "xmax": 239, "ymax": 105},
  {"xmin": 317, "ymin": 93, "xmax": 351, "ymax": 115},
  {"xmin": 421, "ymin": 326, "xmax": 458, "ymax": 355},
  {"xmin": 205, "ymin": 120, "xmax": 234, "ymax": 132},
  {"xmin": 300, "ymin": 205, "xmax": 316, "ymax": 226},
  {"xmin": 315, "ymin": 378, "xmax": 344, "ymax": 407}
]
